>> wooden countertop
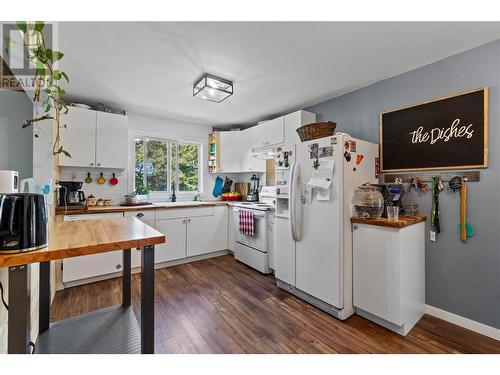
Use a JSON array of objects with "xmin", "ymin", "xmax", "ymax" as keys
[
  {"xmin": 55, "ymin": 201, "xmax": 228, "ymax": 215},
  {"xmin": 0, "ymin": 217, "xmax": 165, "ymax": 268},
  {"xmin": 350, "ymin": 216, "xmax": 426, "ymax": 228}
]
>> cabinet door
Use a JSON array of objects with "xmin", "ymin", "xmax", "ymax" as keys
[
  {"xmin": 353, "ymin": 224, "xmax": 402, "ymax": 325},
  {"xmin": 219, "ymin": 131, "xmax": 242, "ymax": 173},
  {"xmin": 59, "ymin": 107, "xmax": 96, "ymax": 167},
  {"xmin": 62, "ymin": 252, "xmax": 123, "ymax": 283},
  {"xmin": 228, "ymin": 207, "xmax": 236, "ymax": 252},
  {"xmin": 187, "ymin": 206, "xmax": 228, "ymax": 257},
  {"xmin": 266, "ymin": 116, "xmax": 284, "ymax": 146},
  {"xmin": 247, "ymin": 123, "xmax": 267, "ymax": 149},
  {"xmin": 155, "ymin": 218, "xmax": 187, "ymax": 263},
  {"xmin": 96, "ymin": 112, "xmax": 128, "ymax": 169}
]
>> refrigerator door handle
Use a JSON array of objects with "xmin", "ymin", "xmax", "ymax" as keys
[
  {"xmin": 289, "ymin": 162, "xmax": 296, "ymax": 240},
  {"xmin": 289, "ymin": 161, "xmax": 302, "ymax": 241}
]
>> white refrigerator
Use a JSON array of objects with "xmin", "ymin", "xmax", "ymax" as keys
[{"xmin": 275, "ymin": 133, "xmax": 378, "ymax": 320}]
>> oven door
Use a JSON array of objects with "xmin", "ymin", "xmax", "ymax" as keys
[{"xmin": 233, "ymin": 207, "xmax": 267, "ymax": 252}]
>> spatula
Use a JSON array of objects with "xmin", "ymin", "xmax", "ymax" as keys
[{"xmin": 457, "ymin": 177, "xmax": 474, "ymax": 241}]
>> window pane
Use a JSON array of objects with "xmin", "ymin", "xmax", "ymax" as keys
[
  {"xmin": 178, "ymin": 143, "xmax": 199, "ymax": 192},
  {"xmin": 134, "ymin": 139, "xmax": 144, "ymax": 192},
  {"xmin": 146, "ymin": 139, "xmax": 169, "ymax": 191}
]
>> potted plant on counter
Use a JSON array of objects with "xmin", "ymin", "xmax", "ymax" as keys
[{"xmin": 124, "ymin": 184, "xmax": 150, "ymax": 205}]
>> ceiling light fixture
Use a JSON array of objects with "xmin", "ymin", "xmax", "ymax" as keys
[{"xmin": 193, "ymin": 73, "xmax": 233, "ymax": 103}]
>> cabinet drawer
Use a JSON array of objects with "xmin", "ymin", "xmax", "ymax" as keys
[
  {"xmin": 125, "ymin": 209, "xmax": 155, "ymax": 222},
  {"xmin": 63, "ymin": 252, "xmax": 123, "ymax": 283},
  {"xmin": 155, "ymin": 206, "xmax": 213, "ymax": 220}
]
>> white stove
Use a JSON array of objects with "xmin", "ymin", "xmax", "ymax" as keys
[{"xmin": 232, "ymin": 186, "xmax": 276, "ymax": 274}]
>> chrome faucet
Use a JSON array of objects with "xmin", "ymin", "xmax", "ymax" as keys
[{"xmin": 171, "ymin": 182, "xmax": 177, "ymax": 202}]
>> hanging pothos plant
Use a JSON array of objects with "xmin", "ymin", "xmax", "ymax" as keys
[{"xmin": 5, "ymin": 21, "xmax": 71, "ymax": 157}]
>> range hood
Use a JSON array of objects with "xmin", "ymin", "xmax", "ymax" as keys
[{"xmin": 251, "ymin": 146, "xmax": 282, "ymax": 160}]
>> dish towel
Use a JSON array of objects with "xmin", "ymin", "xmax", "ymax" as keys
[
  {"xmin": 212, "ymin": 176, "xmax": 223, "ymax": 197},
  {"xmin": 239, "ymin": 209, "xmax": 255, "ymax": 236}
]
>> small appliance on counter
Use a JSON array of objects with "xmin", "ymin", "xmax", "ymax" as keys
[
  {"xmin": 0, "ymin": 193, "xmax": 48, "ymax": 253},
  {"xmin": 372, "ymin": 183, "xmax": 407, "ymax": 217},
  {"xmin": 58, "ymin": 181, "xmax": 86, "ymax": 207},
  {"xmin": 247, "ymin": 174, "xmax": 261, "ymax": 202}
]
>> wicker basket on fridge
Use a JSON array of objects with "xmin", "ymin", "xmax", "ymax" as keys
[{"xmin": 296, "ymin": 121, "xmax": 337, "ymax": 142}]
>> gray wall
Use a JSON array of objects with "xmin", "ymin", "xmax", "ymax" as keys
[
  {"xmin": 307, "ymin": 39, "xmax": 500, "ymax": 329},
  {"xmin": 0, "ymin": 89, "xmax": 33, "ymax": 179}
]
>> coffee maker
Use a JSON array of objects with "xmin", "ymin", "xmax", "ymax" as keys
[
  {"xmin": 58, "ymin": 181, "xmax": 86, "ymax": 206},
  {"xmin": 247, "ymin": 174, "xmax": 260, "ymax": 202}
]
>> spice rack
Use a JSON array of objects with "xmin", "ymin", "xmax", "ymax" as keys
[{"xmin": 208, "ymin": 131, "xmax": 220, "ymax": 174}]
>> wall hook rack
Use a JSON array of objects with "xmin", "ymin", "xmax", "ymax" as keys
[{"xmin": 383, "ymin": 171, "xmax": 480, "ymax": 184}]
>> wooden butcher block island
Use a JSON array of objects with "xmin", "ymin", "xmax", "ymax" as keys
[{"xmin": 0, "ymin": 217, "xmax": 165, "ymax": 354}]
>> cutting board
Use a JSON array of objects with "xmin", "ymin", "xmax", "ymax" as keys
[{"xmin": 234, "ymin": 183, "xmax": 250, "ymax": 199}]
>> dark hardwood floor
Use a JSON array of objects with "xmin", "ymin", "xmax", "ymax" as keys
[{"xmin": 51, "ymin": 255, "xmax": 500, "ymax": 354}]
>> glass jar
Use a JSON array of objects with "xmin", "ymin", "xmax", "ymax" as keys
[{"xmin": 352, "ymin": 184, "xmax": 384, "ymax": 219}]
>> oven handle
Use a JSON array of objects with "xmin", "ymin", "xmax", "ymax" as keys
[{"xmin": 233, "ymin": 208, "xmax": 266, "ymax": 217}]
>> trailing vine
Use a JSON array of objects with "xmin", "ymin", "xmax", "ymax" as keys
[{"xmin": 5, "ymin": 21, "xmax": 71, "ymax": 157}]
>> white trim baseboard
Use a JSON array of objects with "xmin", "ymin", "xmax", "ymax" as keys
[{"xmin": 425, "ymin": 304, "xmax": 500, "ymax": 341}]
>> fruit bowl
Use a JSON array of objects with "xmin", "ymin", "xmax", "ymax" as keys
[{"xmin": 221, "ymin": 192, "xmax": 242, "ymax": 201}]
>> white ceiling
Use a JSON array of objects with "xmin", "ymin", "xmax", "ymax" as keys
[{"xmin": 58, "ymin": 22, "xmax": 500, "ymax": 127}]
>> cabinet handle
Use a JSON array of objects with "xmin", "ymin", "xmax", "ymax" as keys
[
  {"xmin": 353, "ymin": 225, "xmax": 358, "ymax": 230},
  {"xmin": 182, "ymin": 219, "xmax": 186, "ymax": 224},
  {"xmin": 90, "ymin": 162, "xmax": 94, "ymax": 166},
  {"xmin": 187, "ymin": 218, "xmax": 191, "ymax": 223},
  {"xmin": 97, "ymin": 163, "xmax": 101, "ymax": 166},
  {"xmin": 136, "ymin": 213, "xmax": 144, "ymax": 218},
  {"xmin": 116, "ymin": 264, "xmax": 122, "ymax": 270}
]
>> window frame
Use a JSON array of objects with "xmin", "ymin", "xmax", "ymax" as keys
[{"xmin": 133, "ymin": 136, "xmax": 202, "ymax": 196}]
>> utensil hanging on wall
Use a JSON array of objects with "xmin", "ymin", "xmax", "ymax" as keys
[
  {"xmin": 458, "ymin": 177, "xmax": 474, "ymax": 241},
  {"xmin": 109, "ymin": 173, "xmax": 118, "ymax": 186},
  {"xmin": 85, "ymin": 172, "xmax": 92, "ymax": 184},
  {"xmin": 430, "ymin": 177, "xmax": 443, "ymax": 242},
  {"xmin": 449, "ymin": 177, "xmax": 474, "ymax": 241},
  {"xmin": 97, "ymin": 173, "xmax": 106, "ymax": 185}
]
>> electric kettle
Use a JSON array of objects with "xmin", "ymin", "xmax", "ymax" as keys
[{"xmin": 0, "ymin": 193, "xmax": 48, "ymax": 253}]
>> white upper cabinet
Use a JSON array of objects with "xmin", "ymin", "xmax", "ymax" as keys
[
  {"xmin": 250, "ymin": 122, "xmax": 267, "ymax": 148},
  {"xmin": 59, "ymin": 107, "xmax": 97, "ymax": 167},
  {"xmin": 265, "ymin": 116, "xmax": 285, "ymax": 146},
  {"xmin": 219, "ymin": 131, "xmax": 243, "ymax": 173},
  {"xmin": 246, "ymin": 116, "xmax": 285, "ymax": 150},
  {"xmin": 96, "ymin": 111, "xmax": 128, "ymax": 169},
  {"xmin": 59, "ymin": 107, "xmax": 128, "ymax": 169}
]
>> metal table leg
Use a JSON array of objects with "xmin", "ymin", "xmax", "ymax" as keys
[
  {"xmin": 122, "ymin": 249, "xmax": 131, "ymax": 307},
  {"xmin": 39, "ymin": 261, "xmax": 51, "ymax": 334},
  {"xmin": 8, "ymin": 264, "xmax": 31, "ymax": 354},
  {"xmin": 140, "ymin": 245, "xmax": 155, "ymax": 354}
]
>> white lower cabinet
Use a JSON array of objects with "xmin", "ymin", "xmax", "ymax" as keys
[
  {"xmin": 155, "ymin": 218, "xmax": 187, "ymax": 263},
  {"xmin": 62, "ymin": 212, "xmax": 125, "ymax": 284},
  {"xmin": 187, "ymin": 206, "xmax": 228, "ymax": 257},
  {"xmin": 62, "ymin": 206, "xmax": 229, "ymax": 286},
  {"xmin": 353, "ymin": 221, "xmax": 425, "ymax": 336},
  {"xmin": 228, "ymin": 207, "xmax": 235, "ymax": 252}
]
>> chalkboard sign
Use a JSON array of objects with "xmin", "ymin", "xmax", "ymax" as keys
[{"xmin": 380, "ymin": 88, "xmax": 488, "ymax": 172}]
